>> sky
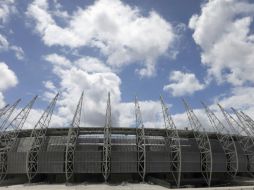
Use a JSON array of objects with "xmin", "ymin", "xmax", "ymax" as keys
[{"xmin": 1, "ymin": 0, "xmax": 254, "ymax": 131}]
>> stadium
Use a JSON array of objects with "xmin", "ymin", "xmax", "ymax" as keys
[{"xmin": 0, "ymin": 92, "xmax": 254, "ymax": 188}]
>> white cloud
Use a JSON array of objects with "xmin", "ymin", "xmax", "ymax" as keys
[
  {"xmin": 0, "ymin": 0, "xmax": 16, "ymax": 24},
  {"xmin": 214, "ymin": 86, "xmax": 254, "ymax": 111},
  {"xmin": 168, "ymin": 86, "xmax": 254, "ymax": 134},
  {"xmin": 0, "ymin": 0, "xmax": 21, "ymax": 113},
  {"xmin": 22, "ymin": 108, "xmax": 43, "ymax": 129},
  {"xmin": 187, "ymin": 0, "xmax": 254, "ymax": 135},
  {"xmin": 0, "ymin": 93, "xmax": 5, "ymax": 108},
  {"xmin": 42, "ymin": 80, "xmax": 57, "ymax": 100},
  {"xmin": 172, "ymin": 108, "xmax": 212, "ymax": 132},
  {"xmin": 24, "ymin": 0, "xmax": 254, "ymax": 132},
  {"xmin": 0, "ymin": 34, "xmax": 25, "ymax": 60},
  {"xmin": 10, "ymin": 45, "xmax": 25, "ymax": 60},
  {"xmin": 0, "ymin": 1, "xmax": 25, "ymax": 60},
  {"xmin": 0, "ymin": 62, "xmax": 18, "ymax": 91},
  {"xmin": 44, "ymin": 81, "xmax": 56, "ymax": 91},
  {"xmin": 163, "ymin": 71, "xmax": 205, "ymax": 96},
  {"xmin": 75, "ymin": 57, "xmax": 112, "ymax": 73},
  {"xmin": 189, "ymin": 0, "xmax": 254, "ymax": 86},
  {"xmin": 0, "ymin": 62, "xmax": 18, "ymax": 107},
  {"xmin": 27, "ymin": 0, "xmax": 176, "ymax": 77},
  {"xmin": 0, "ymin": 34, "xmax": 9, "ymax": 51},
  {"xmin": 43, "ymin": 53, "xmax": 167, "ymax": 129},
  {"xmin": 43, "ymin": 54, "xmax": 121, "ymax": 127},
  {"xmin": 44, "ymin": 53, "xmax": 71, "ymax": 67},
  {"xmin": 117, "ymin": 100, "xmax": 163, "ymax": 128},
  {"xmin": 39, "ymin": 57, "xmax": 251, "ymax": 133},
  {"xmin": 205, "ymin": 86, "xmax": 254, "ymax": 135}
]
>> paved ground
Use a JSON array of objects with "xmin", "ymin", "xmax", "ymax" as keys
[
  {"xmin": 1, "ymin": 184, "xmax": 254, "ymax": 190},
  {"xmin": 0, "ymin": 183, "xmax": 168, "ymax": 190}
]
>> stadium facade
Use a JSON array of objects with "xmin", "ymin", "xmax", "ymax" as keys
[{"xmin": 0, "ymin": 92, "xmax": 254, "ymax": 188}]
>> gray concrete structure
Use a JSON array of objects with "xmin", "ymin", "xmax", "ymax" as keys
[{"xmin": 1, "ymin": 127, "xmax": 252, "ymax": 186}]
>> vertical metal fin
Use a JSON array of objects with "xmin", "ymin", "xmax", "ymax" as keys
[
  {"xmin": 182, "ymin": 99, "xmax": 212, "ymax": 186},
  {"xmin": 0, "ymin": 99, "xmax": 21, "ymax": 131},
  {"xmin": 65, "ymin": 92, "xmax": 84, "ymax": 182},
  {"xmin": 135, "ymin": 97, "xmax": 146, "ymax": 182},
  {"xmin": 201, "ymin": 101, "xmax": 238, "ymax": 178},
  {"xmin": 102, "ymin": 92, "xmax": 111, "ymax": 181},
  {"xmin": 0, "ymin": 96, "xmax": 37, "ymax": 182},
  {"xmin": 218, "ymin": 104, "xmax": 254, "ymax": 174},
  {"xmin": 26, "ymin": 93, "xmax": 59, "ymax": 182},
  {"xmin": 160, "ymin": 96, "xmax": 182, "ymax": 187}
]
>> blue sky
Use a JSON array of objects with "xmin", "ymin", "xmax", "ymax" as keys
[{"xmin": 1, "ymin": 0, "xmax": 254, "ymax": 129}]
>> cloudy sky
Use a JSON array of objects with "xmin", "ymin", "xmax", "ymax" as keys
[{"xmin": 1, "ymin": 0, "xmax": 254, "ymax": 130}]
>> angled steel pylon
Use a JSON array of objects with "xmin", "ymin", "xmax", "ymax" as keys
[
  {"xmin": 182, "ymin": 99, "xmax": 212, "ymax": 186},
  {"xmin": 0, "ymin": 96, "xmax": 37, "ymax": 182},
  {"xmin": 102, "ymin": 92, "xmax": 112, "ymax": 181},
  {"xmin": 135, "ymin": 97, "xmax": 146, "ymax": 182},
  {"xmin": 65, "ymin": 92, "xmax": 84, "ymax": 182},
  {"xmin": 26, "ymin": 93, "xmax": 59, "ymax": 182},
  {"xmin": 0, "ymin": 105, "xmax": 9, "ymax": 118},
  {"xmin": 160, "ymin": 96, "xmax": 182, "ymax": 187},
  {"xmin": 231, "ymin": 108, "xmax": 254, "ymax": 173},
  {"xmin": 201, "ymin": 102, "xmax": 238, "ymax": 178},
  {"xmin": 239, "ymin": 111, "xmax": 254, "ymax": 133},
  {"xmin": 217, "ymin": 105, "xmax": 244, "ymax": 136},
  {"xmin": 218, "ymin": 104, "xmax": 254, "ymax": 175},
  {"xmin": 232, "ymin": 108, "xmax": 254, "ymax": 137},
  {"xmin": 0, "ymin": 99, "xmax": 21, "ymax": 131}
]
